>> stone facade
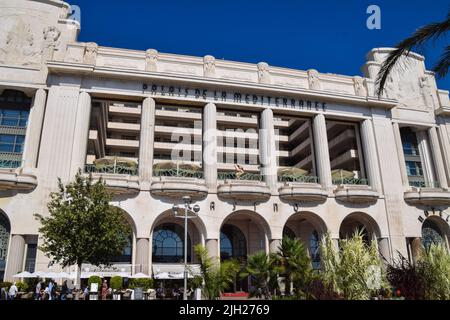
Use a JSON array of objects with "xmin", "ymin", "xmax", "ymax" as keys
[{"xmin": 0, "ymin": 0, "xmax": 450, "ymax": 282}]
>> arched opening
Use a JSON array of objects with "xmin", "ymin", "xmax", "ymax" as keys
[
  {"xmin": 0, "ymin": 211, "xmax": 10, "ymax": 281},
  {"xmin": 283, "ymin": 212, "xmax": 327, "ymax": 270},
  {"xmin": 153, "ymin": 223, "xmax": 191, "ymax": 263},
  {"xmin": 421, "ymin": 217, "xmax": 450, "ymax": 250},
  {"xmin": 219, "ymin": 210, "xmax": 270, "ymax": 293},
  {"xmin": 109, "ymin": 207, "xmax": 135, "ymax": 265},
  {"xmin": 339, "ymin": 212, "xmax": 380, "ymax": 245}
]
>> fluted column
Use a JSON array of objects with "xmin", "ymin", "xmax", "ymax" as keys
[
  {"xmin": 139, "ymin": 97, "xmax": 156, "ymax": 186},
  {"xmin": 70, "ymin": 91, "xmax": 91, "ymax": 176},
  {"xmin": 23, "ymin": 89, "xmax": 47, "ymax": 169},
  {"xmin": 360, "ymin": 119, "xmax": 382, "ymax": 191},
  {"xmin": 410, "ymin": 238, "xmax": 422, "ymax": 264},
  {"xmin": 203, "ymin": 103, "xmax": 217, "ymax": 190},
  {"xmin": 135, "ymin": 238, "xmax": 150, "ymax": 275},
  {"xmin": 313, "ymin": 114, "xmax": 332, "ymax": 189},
  {"xmin": 269, "ymin": 239, "xmax": 281, "ymax": 254},
  {"xmin": 206, "ymin": 239, "xmax": 219, "ymax": 266},
  {"xmin": 437, "ymin": 119, "xmax": 450, "ymax": 182},
  {"xmin": 378, "ymin": 238, "xmax": 391, "ymax": 263},
  {"xmin": 417, "ymin": 130, "xmax": 436, "ymax": 187},
  {"xmin": 428, "ymin": 126, "xmax": 448, "ymax": 189},
  {"xmin": 260, "ymin": 108, "xmax": 278, "ymax": 191},
  {"xmin": 4, "ymin": 235, "xmax": 26, "ymax": 282},
  {"xmin": 392, "ymin": 122, "xmax": 409, "ymax": 187}
]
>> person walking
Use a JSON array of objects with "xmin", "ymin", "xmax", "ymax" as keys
[
  {"xmin": 35, "ymin": 281, "xmax": 42, "ymax": 300},
  {"xmin": 101, "ymin": 280, "xmax": 108, "ymax": 300},
  {"xmin": 60, "ymin": 280, "xmax": 68, "ymax": 300},
  {"xmin": 48, "ymin": 280, "xmax": 54, "ymax": 300},
  {"xmin": 8, "ymin": 282, "xmax": 18, "ymax": 300}
]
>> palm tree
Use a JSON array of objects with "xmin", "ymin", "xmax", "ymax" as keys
[
  {"xmin": 241, "ymin": 251, "xmax": 275, "ymax": 299},
  {"xmin": 376, "ymin": 10, "xmax": 450, "ymax": 97},
  {"xmin": 274, "ymin": 237, "xmax": 313, "ymax": 296}
]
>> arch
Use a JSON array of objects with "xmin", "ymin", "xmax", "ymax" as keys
[
  {"xmin": 220, "ymin": 224, "xmax": 247, "ymax": 260},
  {"xmin": 0, "ymin": 211, "xmax": 11, "ymax": 281},
  {"xmin": 220, "ymin": 209, "xmax": 272, "ymax": 240},
  {"xmin": 153, "ymin": 223, "xmax": 192, "ymax": 263},
  {"xmin": 339, "ymin": 212, "xmax": 381, "ymax": 241},
  {"xmin": 421, "ymin": 216, "xmax": 450, "ymax": 250},
  {"xmin": 110, "ymin": 207, "xmax": 135, "ymax": 264}
]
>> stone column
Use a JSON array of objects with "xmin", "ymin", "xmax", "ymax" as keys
[
  {"xmin": 70, "ymin": 91, "xmax": 91, "ymax": 176},
  {"xmin": 378, "ymin": 238, "xmax": 391, "ymax": 263},
  {"xmin": 313, "ymin": 114, "xmax": 332, "ymax": 189},
  {"xmin": 139, "ymin": 97, "xmax": 156, "ymax": 187},
  {"xmin": 437, "ymin": 119, "xmax": 450, "ymax": 182},
  {"xmin": 260, "ymin": 108, "xmax": 278, "ymax": 192},
  {"xmin": 135, "ymin": 238, "xmax": 150, "ymax": 275},
  {"xmin": 203, "ymin": 103, "xmax": 217, "ymax": 190},
  {"xmin": 360, "ymin": 119, "xmax": 382, "ymax": 191},
  {"xmin": 417, "ymin": 130, "xmax": 437, "ymax": 187},
  {"xmin": 23, "ymin": 89, "xmax": 47, "ymax": 169},
  {"xmin": 410, "ymin": 238, "xmax": 422, "ymax": 265},
  {"xmin": 392, "ymin": 122, "xmax": 409, "ymax": 187},
  {"xmin": 331, "ymin": 238, "xmax": 340, "ymax": 251},
  {"xmin": 4, "ymin": 235, "xmax": 26, "ymax": 282},
  {"xmin": 269, "ymin": 239, "xmax": 281, "ymax": 254},
  {"xmin": 428, "ymin": 126, "xmax": 448, "ymax": 189},
  {"xmin": 206, "ymin": 239, "xmax": 219, "ymax": 266}
]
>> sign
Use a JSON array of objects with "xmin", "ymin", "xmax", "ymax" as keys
[
  {"xmin": 90, "ymin": 283, "xmax": 98, "ymax": 293},
  {"xmin": 418, "ymin": 208, "xmax": 450, "ymax": 224},
  {"xmin": 144, "ymin": 83, "xmax": 327, "ymax": 112}
]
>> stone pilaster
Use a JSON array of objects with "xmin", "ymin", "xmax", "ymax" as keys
[
  {"xmin": 70, "ymin": 91, "xmax": 91, "ymax": 177},
  {"xmin": 417, "ymin": 130, "xmax": 436, "ymax": 187},
  {"xmin": 203, "ymin": 103, "xmax": 217, "ymax": 191},
  {"xmin": 428, "ymin": 126, "xmax": 448, "ymax": 189},
  {"xmin": 135, "ymin": 238, "xmax": 150, "ymax": 275},
  {"xmin": 205, "ymin": 238, "xmax": 219, "ymax": 266},
  {"xmin": 260, "ymin": 108, "xmax": 278, "ymax": 192},
  {"xmin": 269, "ymin": 239, "xmax": 281, "ymax": 254},
  {"xmin": 378, "ymin": 237, "xmax": 391, "ymax": 263},
  {"xmin": 138, "ymin": 97, "xmax": 156, "ymax": 187},
  {"xmin": 392, "ymin": 122, "xmax": 409, "ymax": 187},
  {"xmin": 437, "ymin": 119, "xmax": 450, "ymax": 182},
  {"xmin": 360, "ymin": 119, "xmax": 382, "ymax": 191},
  {"xmin": 313, "ymin": 114, "xmax": 332, "ymax": 189},
  {"xmin": 23, "ymin": 89, "xmax": 47, "ymax": 169},
  {"xmin": 4, "ymin": 235, "xmax": 26, "ymax": 282}
]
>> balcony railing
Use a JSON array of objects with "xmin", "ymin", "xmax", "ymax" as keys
[
  {"xmin": 332, "ymin": 177, "xmax": 369, "ymax": 185},
  {"xmin": 153, "ymin": 168, "xmax": 204, "ymax": 179},
  {"xmin": 218, "ymin": 171, "xmax": 263, "ymax": 181},
  {"xmin": 85, "ymin": 164, "xmax": 138, "ymax": 176},
  {"xmin": 278, "ymin": 174, "xmax": 319, "ymax": 183},
  {"xmin": 0, "ymin": 159, "xmax": 22, "ymax": 169},
  {"xmin": 409, "ymin": 180, "xmax": 440, "ymax": 188}
]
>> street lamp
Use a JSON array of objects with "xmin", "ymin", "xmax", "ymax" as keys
[{"xmin": 172, "ymin": 195, "xmax": 200, "ymax": 300}]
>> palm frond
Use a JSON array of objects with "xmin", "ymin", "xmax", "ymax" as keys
[
  {"xmin": 433, "ymin": 45, "xmax": 450, "ymax": 78},
  {"xmin": 376, "ymin": 12, "xmax": 450, "ymax": 97}
]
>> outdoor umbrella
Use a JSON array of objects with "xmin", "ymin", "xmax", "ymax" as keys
[
  {"xmin": 331, "ymin": 169, "xmax": 355, "ymax": 179},
  {"xmin": 130, "ymin": 272, "xmax": 151, "ymax": 278},
  {"xmin": 277, "ymin": 167, "xmax": 308, "ymax": 176},
  {"xmin": 13, "ymin": 271, "xmax": 33, "ymax": 278},
  {"xmin": 31, "ymin": 271, "xmax": 47, "ymax": 278},
  {"xmin": 154, "ymin": 272, "xmax": 170, "ymax": 279}
]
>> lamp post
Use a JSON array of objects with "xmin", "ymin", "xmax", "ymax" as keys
[{"xmin": 172, "ymin": 195, "xmax": 200, "ymax": 300}]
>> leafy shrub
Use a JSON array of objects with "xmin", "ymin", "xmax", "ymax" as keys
[
  {"xmin": 25, "ymin": 278, "xmax": 42, "ymax": 292},
  {"xmin": 188, "ymin": 276, "xmax": 203, "ymax": 290},
  {"xmin": 129, "ymin": 278, "xmax": 153, "ymax": 290},
  {"xmin": 419, "ymin": 243, "xmax": 450, "ymax": 300},
  {"xmin": 88, "ymin": 276, "xmax": 102, "ymax": 290},
  {"xmin": 15, "ymin": 281, "xmax": 29, "ymax": 292},
  {"xmin": 110, "ymin": 276, "xmax": 123, "ymax": 291},
  {"xmin": 387, "ymin": 253, "xmax": 426, "ymax": 300},
  {"xmin": 0, "ymin": 282, "xmax": 12, "ymax": 290}
]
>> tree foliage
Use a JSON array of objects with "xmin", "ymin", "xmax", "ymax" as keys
[
  {"xmin": 241, "ymin": 251, "xmax": 277, "ymax": 299},
  {"xmin": 35, "ymin": 171, "xmax": 130, "ymax": 274}
]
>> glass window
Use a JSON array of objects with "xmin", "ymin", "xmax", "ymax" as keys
[
  {"xmin": 220, "ymin": 224, "xmax": 246, "ymax": 261},
  {"xmin": 422, "ymin": 219, "xmax": 445, "ymax": 251},
  {"xmin": 152, "ymin": 224, "xmax": 191, "ymax": 263}
]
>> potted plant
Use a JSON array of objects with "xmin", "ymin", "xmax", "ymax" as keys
[
  {"xmin": 110, "ymin": 276, "xmax": 123, "ymax": 300},
  {"xmin": 87, "ymin": 276, "xmax": 102, "ymax": 300},
  {"xmin": 129, "ymin": 278, "xmax": 153, "ymax": 300}
]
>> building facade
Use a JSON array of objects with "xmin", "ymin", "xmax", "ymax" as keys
[{"xmin": 1, "ymin": 0, "xmax": 450, "ymax": 283}]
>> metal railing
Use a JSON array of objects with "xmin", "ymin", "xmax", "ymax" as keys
[
  {"xmin": 84, "ymin": 164, "xmax": 138, "ymax": 176},
  {"xmin": 0, "ymin": 159, "xmax": 22, "ymax": 169},
  {"xmin": 332, "ymin": 177, "xmax": 369, "ymax": 185},
  {"xmin": 409, "ymin": 180, "xmax": 440, "ymax": 188},
  {"xmin": 278, "ymin": 174, "xmax": 319, "ymax": 183},
  {"xmin": 217, "ymin": 171, "xmax": 263, "ymax": 181},
  {"xmin": 153, "ymin": 168, "xmax": 204, "ymax": 179}
]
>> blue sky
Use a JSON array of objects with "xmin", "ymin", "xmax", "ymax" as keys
[{"xmin": 72, "ymin": 0, "xmax": 449, "ymax": 90}]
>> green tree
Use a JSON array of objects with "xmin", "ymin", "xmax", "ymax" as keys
[
  {"xmin": 194, "ymin": 244, "xmax": 240, "ymax": 299},
  {"xmin": 320, "ymin": 231, "xmax": 388, "ymax": 300},
  {"xmin": 241, "ymin": 251, "xmax": 275, "ymax": 299},
  {"xmin": 273, "ymin": 237, "xmax": 313, "ymax": 297},
  {"xmin": 419, "ymin": 243, "xmax": 450, "ymax": 300},
  {"xmin": 376, "ymin": 10, "xmax": 449, "ymax": 97},
  {"xmin": 35, "ymin": 171, "xmax": 130, "ymax": 289}
]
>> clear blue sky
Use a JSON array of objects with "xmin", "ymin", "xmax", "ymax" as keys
[{"xmin": 72, "ymin": 0, "xmax": 449, "ymax": 90}]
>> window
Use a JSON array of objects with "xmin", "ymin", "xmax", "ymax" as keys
[
  {"xmin": 152, "ymin": 224, "xmax": 191, "ymax": 263},
  {"xmin": 406, "ymin": 161, "xmax": 423, "ymax": 176},
  {"xmin": 0, "ymin": 109, "xmax": 29, "ymax": 128},
  {"xmin": 0, "ymin": 213, "xmax": 10, "ymax": 281},
  {"xmin": 422, "ymin": 219, "xmax": 445, "ymax": 251},
  {"xmin": 24, "ymin": 244, "xmax": 37, "ymax": 273},
  {"xmin": 220, "ymin": 224, "xmax": 246, "ymax": 261},
  {"xmin": 0, "ymin": 135, "xmax": 24, "ymax": 153}
]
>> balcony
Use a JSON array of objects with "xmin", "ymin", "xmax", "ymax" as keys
[
  {"xmin": 278, "ymin": 174, "xmax": 327, "ymax": 203},
  {"xmin": 84, "ymin": 162, "xmax": 139, "ymax": 195},
  {"xmin": 0, "ymin": 157, "xmax": 37, "ymax": 190},
  {"xmin": 217, "ymin": 171, "xmax": 270, "ymax": 202},
  {"xmin": 331, "ymin": 170, "xmax": 377, "ymax": 204},
  {"xmin": 151, "ymin": 164, "xmax": 207, "ymax": 200},
  {"xmin": 404, "ymin": 181, "xmax": 450, "ymax": 206}
]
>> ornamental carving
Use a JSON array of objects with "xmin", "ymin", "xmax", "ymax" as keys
[
  {"xmin": 42, "ymin": 26, "xmax": 60, "ymax": 62},
  {"xmin": 203, "ymin": 55, "xmax": 216, "ymax": 77},
  {"xmin": 145, "ymin": 48, "xmax": 158, "ymax": 72},
  {"xmin": 257, "ymin": 62, "xmax": 271, "ymax": 84},
  {"xmin": 353, "ymin": 76, "xmax": 368, "ymax": 97},
  {"xmin": 419, "ymin": 75, "xmax": 435, "ymax": 109},
  {"xmin": 307, "ymin": 69, "xmax": 321, "ymax": 90},
  {"xmin": 84, "ymin": 42, "xmax": 98, "ymax": 65}
]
